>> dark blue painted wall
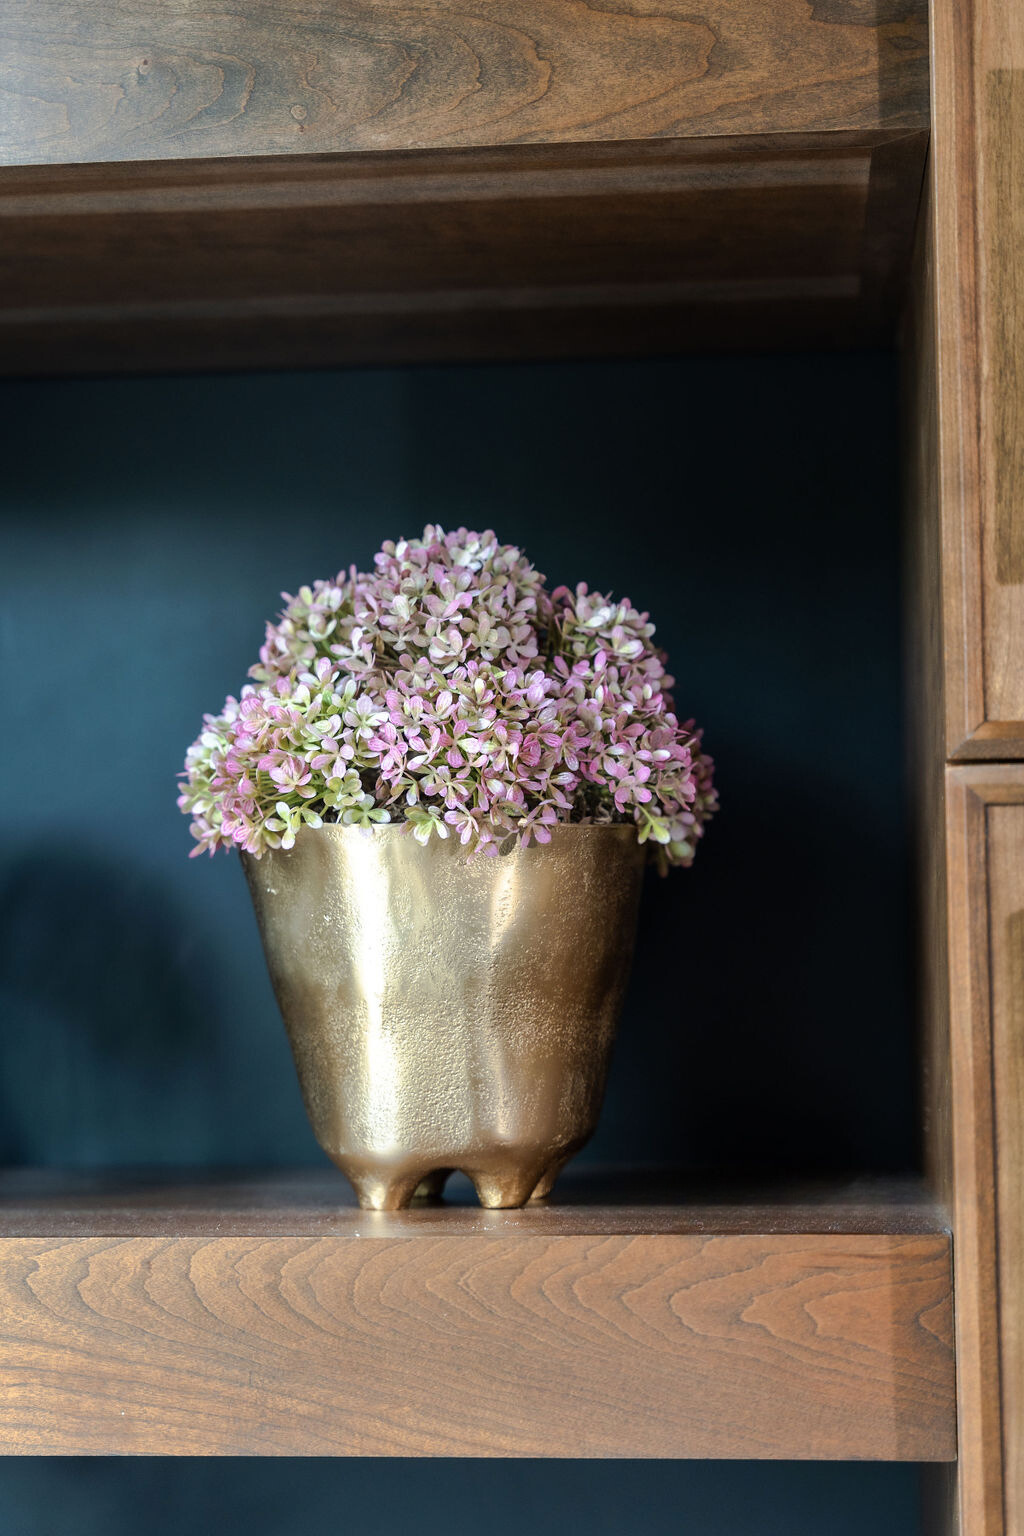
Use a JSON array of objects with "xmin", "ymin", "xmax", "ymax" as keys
[
  {"xmin": 0, "ymin": 1458, "xmax": 919, "ymax": 1536},
  {"xmin": 0, "ymin": 353, "xmax": 919, "ymax": 1531}
]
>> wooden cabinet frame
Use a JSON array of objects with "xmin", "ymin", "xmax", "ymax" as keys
[
  {"xmin": 0, "ymin": 1, "xmax": 1023, "ymax": 1526},
  {"xmin": 910, "ymin": 2, "xmax": 1023, "ymax": 1530}
]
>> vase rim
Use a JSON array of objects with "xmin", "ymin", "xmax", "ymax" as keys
[
  {"xmin": 239, "ymin": 819, "xmax": 644, "ymax": 860},
  {"xmin": 306, "ymin": 820, "xmax": 639, "ymax": 836}
]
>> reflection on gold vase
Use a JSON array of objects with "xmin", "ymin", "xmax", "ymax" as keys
[{"xmin": 243, "ymin": 823, "xmax": 645, "ymax": 1209}]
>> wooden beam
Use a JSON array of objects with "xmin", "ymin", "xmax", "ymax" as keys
[{"xmin": 0, "ymin": 0, "xmax": 928, "ymax": 168}]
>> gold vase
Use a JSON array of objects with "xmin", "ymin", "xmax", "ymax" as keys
[{"xmin": 242, "ymin": 823, "xmax": 645, "ymax": 1209}]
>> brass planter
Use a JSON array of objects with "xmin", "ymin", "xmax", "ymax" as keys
[{"xmin": 242, "ymin": 823, "xmax": 645, "ymax": 1209}]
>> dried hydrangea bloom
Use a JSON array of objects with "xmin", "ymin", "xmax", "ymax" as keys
[{"xmin": 179, "ymin": 525, "xmax": 717, "ymax": 868}]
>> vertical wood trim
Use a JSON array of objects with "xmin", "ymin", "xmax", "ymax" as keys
[
  {"xmin": 943, "ymin": 766, "xmax": 1024, "ymax": 1536},
  {"xmin": 946, "ymin": 770, "xmax": 1004, "ymax": 1535},
  {"xmin": 984, "ymin": 808, "xmax": 1024, "ymax": 1533},
  {"xmin": 926, "ymin": 6, "xmax": 1024, "ymax": 1512},
  {"xmin": 929, "ymin": 0, "xmax": 985, "ymax": 754},
  {"xmin": 931, "ymin": 1, "xmax": 1024, "ymax": 753},
  {"xmin": 928, "ymin": 0, "xmax": 1024, "ymax": 1518}
]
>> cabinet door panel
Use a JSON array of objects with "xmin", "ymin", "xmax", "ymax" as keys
[
  {"xmin": 945, "ymin": 766, "xmax": 1024, "ymax": 1536},
  {"xmin": 985, "ymin": 800, "xmax": 1024, "ymax": 1531},
  {"xmin": 930, "ymin": 4, "xmax": 1024, "ymax": 758},
  {"xmin": 977, "ymin": 66, "xmax": 1024, "ymax": 735}
]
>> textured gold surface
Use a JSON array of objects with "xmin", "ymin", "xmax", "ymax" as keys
[{"xmin": 243, "ymin": 825, "xmax": 645, "ymax": 1210}]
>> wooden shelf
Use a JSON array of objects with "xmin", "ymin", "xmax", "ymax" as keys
[
  {"xmin": 0, "ymin": 1171, "xmax": 954, "ymax": 1460},
  {"xmin": 0, "ymin": 1, "xmax": 929, "ymax": 373}
]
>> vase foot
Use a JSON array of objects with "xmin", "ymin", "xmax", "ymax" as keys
[
  {"xmin": 528, "ymin": 1158, "xmax": 569, "ymax": 1203},
  {"xmin": 346, "ymin": 1170, "xmax": 428, "ymax": 1211},
  {"xmin": 340, "ymin": 1154, "xmax": 574, "ymax": 1211},
  {"xmin": 413, "ymin": 1169, "xmax": 453, "ymax": 1201},
  {"xmin": 469, "ymin": 1168, "xmax": 544, "ymax": 1210}
]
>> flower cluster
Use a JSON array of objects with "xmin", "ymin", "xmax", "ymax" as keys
[{"xmin": 179, "ymin": 527, "xmax": 716, "ymax": 868}]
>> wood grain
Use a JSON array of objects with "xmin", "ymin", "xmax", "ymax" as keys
[
  {"xmin": 983, "ymin": 799, "xmax": 1024, "ymax": 1536},
  {"xmin": 979, "ymin": 65, "xmax": 1024, "ymax": 726},
  {"xmin": 928, "ymin": 0, "xmax": 1024, "ymax": 759},
  {"xmin": 950, "ymin": 723, "xmax": 1024, "ymax": 763},
  {"xmin": 927, "ymin": 0, "xmax": 985, "ymax": 761},
  {"xmin": 0, "ymin": 1178, "xmax": 954, "ymax": 1459},
  {"xmin": 0, "ymin": 131, "xmax": 927, "ymax": 375},
  {"xmin": 940, "ymin": 766, "xmax": 1024, "ymax": 1536},
  {"xmin": 943, "ymin": 767, "xmax": 1006, "ymax": 1536},
  {"xmin": 0, "ymin": 0, "xmax": 928, "ymax": 168},
  {"xmin": 914, "ymin": 5, "xmax": 1024, "ymax": 1515}
]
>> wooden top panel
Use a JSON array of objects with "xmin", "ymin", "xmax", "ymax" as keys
[
  {"xmin": 0, "ymin": 1169, "xmax": 946, "ymax": 1238},
  {"xmin": 0, "ymin": 0, "xmax": 929, "ymax": 168}
]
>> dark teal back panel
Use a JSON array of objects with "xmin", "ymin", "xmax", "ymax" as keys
[
  {"xmin": 0, "ymin": 1459, "xmax": 919, "ymax": 1536},
  {"xmin": 0, "ymin": 354, "xmax": 913, "ymax": 1175}
]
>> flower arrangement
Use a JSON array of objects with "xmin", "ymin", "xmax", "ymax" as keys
[{"xmin": 179, "ymin": 526, "xmax": 716, "ymax": 869}]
